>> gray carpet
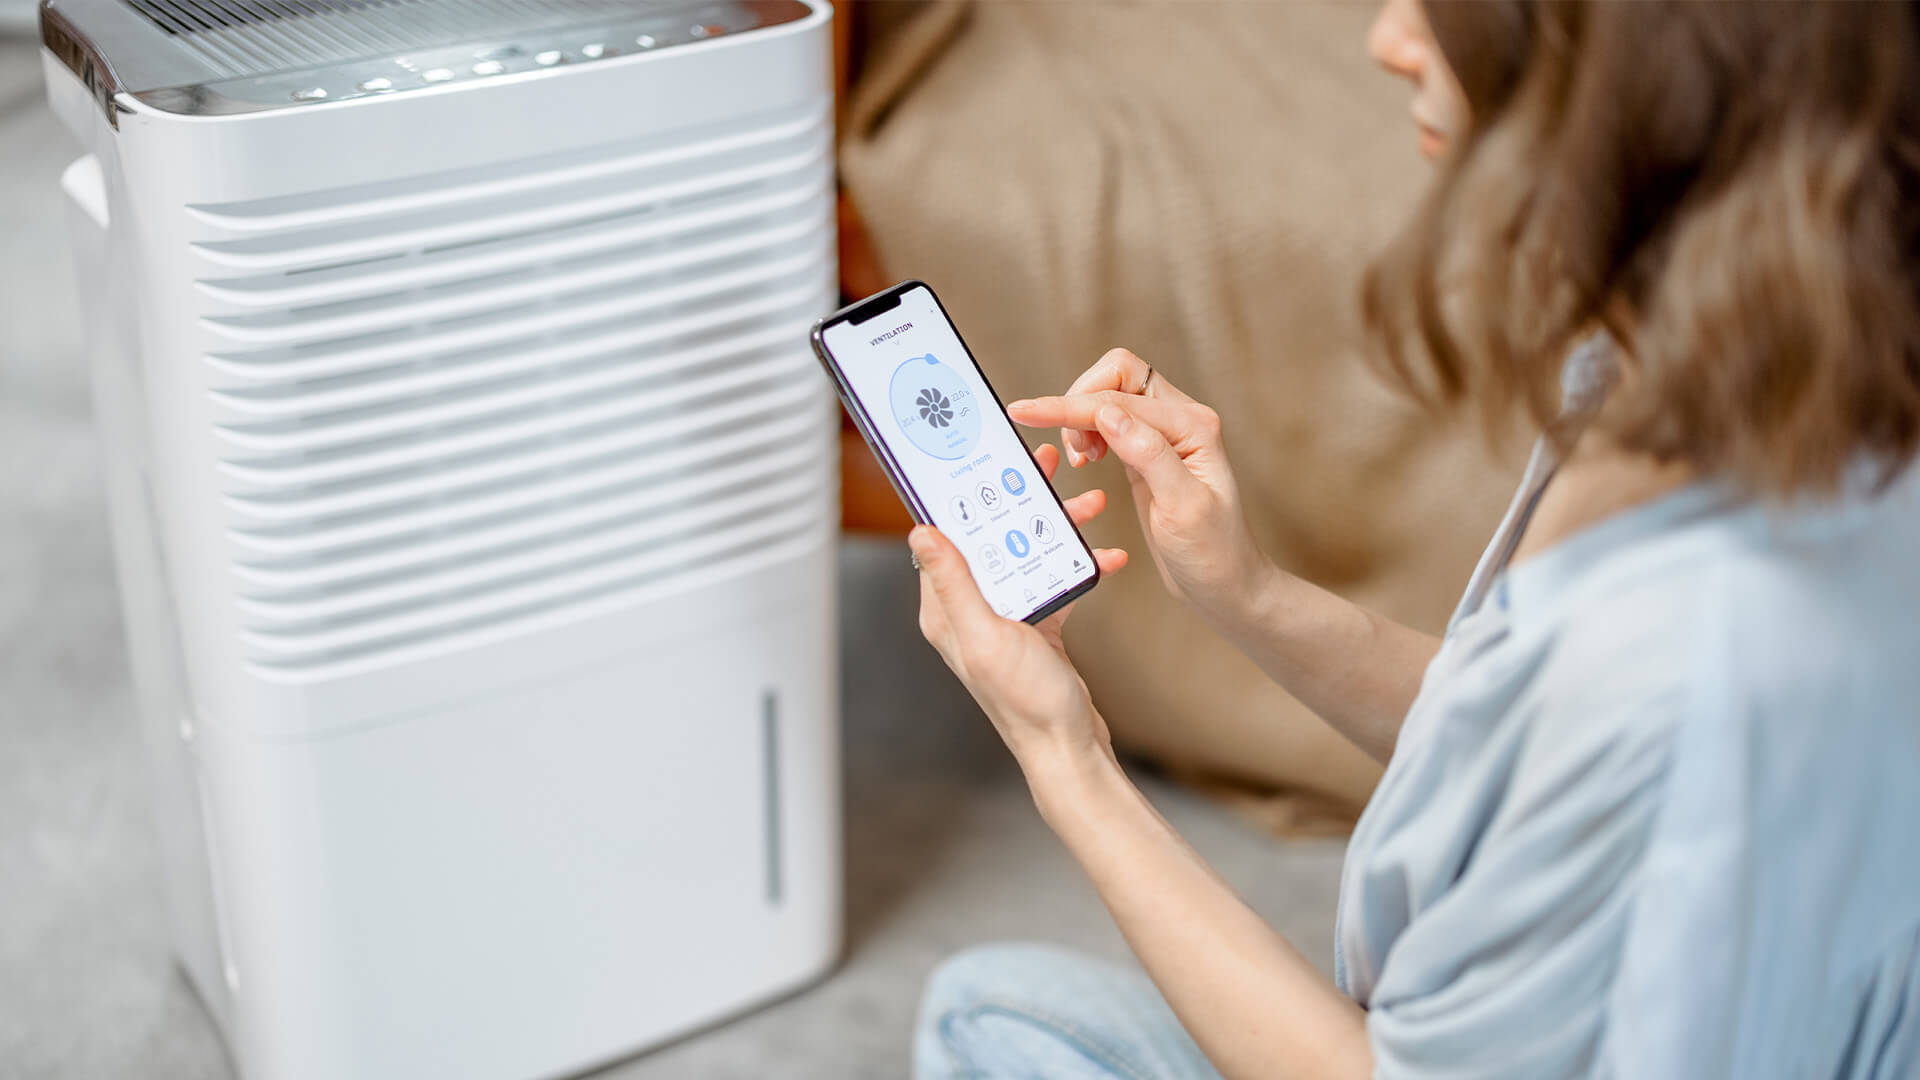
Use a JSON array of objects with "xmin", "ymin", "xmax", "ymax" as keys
[{"xmin": 0, "ymin": 37, "xmax": 1343, "ymax": 1079}]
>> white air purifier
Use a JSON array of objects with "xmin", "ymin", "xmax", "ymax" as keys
[{"xmin": 40, "ymin": 2, "xmax": 841, "ymax": 1076}]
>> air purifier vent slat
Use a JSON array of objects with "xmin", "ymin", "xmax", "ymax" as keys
[
  {"xmin": 247, "ymin": 524, "xmax": 829, "ymax": 683},
  {"xmin": 213, "ymin": 319, "xmax": 805, "ymax": 452},
  {"xmin": 209, "ymin": 290, "xmax": 815, "ymax": 420},
  {"xmin": 206, "ymin": 276, "xmax": 820, "ymax": 387},
  {"xmin": 236, "ymin": 466, "xmax": 823, "ymax": 624},
  {"xmin": 190, "ymin": 105, "xmax": 826, "ymax": 238},
  {"xmin": 221, "ymin": 395, "xmax": 829, "ymax": 579},
  {"xmin": 233, "ymin": 434, "xmax": 820, "ymax": 588},
  {"xmin": 241, "ymin": 499, "xmax": 826, "ymax": 659},
  {"xmin": 190, "ymin": 103, "xmax": 836, "ymax": 674},
  {"xmin": 198, "ymin": 186, "xmax": 825, "ymax": 312},
  {"xmin": 200, "ymin": 228, "xmax": 828, "ymax": 350},
  {"xmin": 190, "ymin": 114, "xmax": 828, "ymax": 271},
  {"xmin": 215, "ymin": 339, "xmax": 811, "ymax": 468},
  {"xmin": 222, "ymin": 384, "xmax": 823, "ymax": 523},
  {"xmin": 225, "ymin": 398, "xmax": 820, "ymax": 554},
  {"xmin": 220, "ymin": 367, "xmax": 820, "ymax": 494}
]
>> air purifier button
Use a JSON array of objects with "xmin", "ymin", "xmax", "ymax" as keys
[
  {"xmin": 581, "ymin": 43, "xmax": 607, "ymax": 59},
  {"xmin": 291, "ymin": 87, "xmax": 328, "ymax": 102},
  {"xmin": 357, "ymin": 77, "xmax": 394, "ymax": 92},
  {"xmin": 422, "ymin": 68, "xmax": 455, "ymax": 83},
  {"xmin": 635, "ymin": 35, "xmax": 658, "ymax": 49},
  {"xmin": 472, "ymin": 61, "xmax": 505, "ymax": 76},
  {"xmin": 536, "ymin": 50, "xmax": 563, "ymax": 66}
]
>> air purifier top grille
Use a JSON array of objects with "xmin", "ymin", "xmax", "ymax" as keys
[
  {"xmin": 121, "ymin": 0, "xmax": 413, "ymax": 39},
  {"xmin": 118, "ymin": 0, "xmax": 719, "ymax": 74},
  {"xmin": 43, "ymin": 0, "xmax": 815, "ymax": 118},
  {"xmin": 123, "ymin": 0, "xmax": 604, "ymax": 41}
]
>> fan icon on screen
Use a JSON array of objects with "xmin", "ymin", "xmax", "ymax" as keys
[{"xmin": 915, "ymin": 388, "xmax": 955, "ymax": 428}]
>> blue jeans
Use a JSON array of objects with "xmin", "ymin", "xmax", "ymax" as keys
[{"xmin": 912, "ymin": 943, "xmax": 1224, "ymax": 1080}]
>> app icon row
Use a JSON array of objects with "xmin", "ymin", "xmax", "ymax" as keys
[
  {"xmin": 977, "ymin": 515, "xmax": 1060, "ymax": 572},
  {"xmin": 950, "ymin": 467, "xmax": 1029, "ymax": 526}
]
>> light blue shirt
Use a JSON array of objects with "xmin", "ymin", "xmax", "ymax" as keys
[{"xmin": 1334, "ymin": 339, "xmax": 1920, "ymax": 1077}]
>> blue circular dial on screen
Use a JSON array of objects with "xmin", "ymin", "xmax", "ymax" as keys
[{"xmin": 889, "ymin": 353, "xmax": 982, "ymax": 460}]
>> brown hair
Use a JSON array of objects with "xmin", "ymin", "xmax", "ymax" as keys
[{"xmin": 1362, "ymin": 0, "xmax": 1920, "ymax": 496}]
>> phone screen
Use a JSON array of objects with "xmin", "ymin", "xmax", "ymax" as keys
[{"xmin": 814, "ymin": 282, "xmax": 1100, "ymax": 623}]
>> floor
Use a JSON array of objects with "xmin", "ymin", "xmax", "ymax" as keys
[{"xmin": 0, "ymin": 38, "xmax": 1344, "ymax": 1079}]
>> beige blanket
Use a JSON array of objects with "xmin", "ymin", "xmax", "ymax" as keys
[{"xmin": 839, "ymin": 1, "xmax": 1524, "ymax": 815}]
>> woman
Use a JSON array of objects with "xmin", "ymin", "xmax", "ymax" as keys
[{"xmin": 905, "ymin": 0, "xmax": 1920, "ymax": 1077}]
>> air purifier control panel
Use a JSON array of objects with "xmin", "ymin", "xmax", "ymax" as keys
[
  {"xmin": 147, "ymin": 1, "xmax": 810, "ymax": 115},
  {"xmin": 46, "ymin": 0, "xmax": 816, "ymax": 119}
]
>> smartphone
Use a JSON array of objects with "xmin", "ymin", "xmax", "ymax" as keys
[{"xmin": 811, "ymin": 281, "xmax": 1100, "ymax": 624}]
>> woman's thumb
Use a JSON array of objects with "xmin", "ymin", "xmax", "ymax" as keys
[{"xmin": 909, "ymin": 526, "xmax": 997, "ymax": 630}]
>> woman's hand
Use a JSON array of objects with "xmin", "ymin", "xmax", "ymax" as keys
[
  {"xmin": 1007, "ymin": 349, "xmax": 1272, "ymax": 633},
  {"xmin": 913, "ymin": 444, "xmax": 1374, "ymax": 1080},
  {"xmin": 911, "ymin": 443, "xmax": 1128, "ymax": 772}
]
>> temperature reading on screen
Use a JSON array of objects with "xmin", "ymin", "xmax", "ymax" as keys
[{"xmin": 888, "ymin": 353, "xmax": 981, "ymax": 460}]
